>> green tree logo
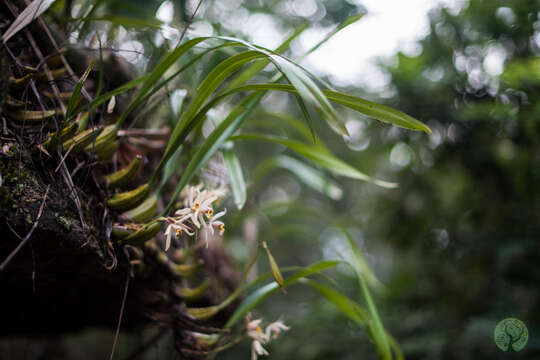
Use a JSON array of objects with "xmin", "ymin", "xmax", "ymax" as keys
[{"xmin": 494, "ymin": 318, "xmax": 528, "ymax": 352}]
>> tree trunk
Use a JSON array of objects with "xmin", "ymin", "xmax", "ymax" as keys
[{"xmin": 0, "ymin": 2, "xmax": 239, "ymax": 358}]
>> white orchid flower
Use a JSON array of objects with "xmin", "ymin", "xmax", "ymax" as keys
[
  {"xmin": 244, "ymin": 315, "xmax": 288, "ymax": 360},
  {"xmin": 246, "ymin": 317, "xmax": 268, "ymax": 360},
  {"xmin": 182, "ymin": 184, "xmax": 203, "ymax": 208},
  {"xmin": 264, "ymin": 319, "xmax": 289, "ymax": 341},
  {"xmin": 206, "ymin": 208, "xmax": 226, "ymax": 236},
  {"xmin": 160, "ymin": 184, "xmax": 227, "ymax": 248},
  {"xmin": 177, "ymin": 187, "xmax": 219, "ymax": 229},
  {"xmin": 159, "ymin": 216, "xmax": 193, "ymax": 251},
  {"xmin": 246, "ymin": 318, "xmax": 266, "ymax": 342},
  {"xmin": 251, "ymin": 340, "xmax": 269, "ymax": 360}
]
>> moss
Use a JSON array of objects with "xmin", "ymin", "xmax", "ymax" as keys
[
  {"xmin": 55, "ymin": 213, "xmax": 72, "ymax": 232},
  {"xmin": 0, "ymin": 146, "xmax": 50, "ymax": 226}
]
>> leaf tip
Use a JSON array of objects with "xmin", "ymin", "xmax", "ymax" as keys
[{"xmin": 375, "ymin": 180, "xmax": 399, "ymax": 189}]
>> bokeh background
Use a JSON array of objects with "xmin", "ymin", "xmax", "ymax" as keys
[{"xmin": 2, "ymin": 0, "xmax": 539, "ymax": 359}]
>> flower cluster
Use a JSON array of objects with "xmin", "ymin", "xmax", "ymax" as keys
[
  {"xmin": 245, "ymin": 315, "xmax": 290, "ymax": 360},
  {"xmin": 159, "ymin": 184, "xmax": 227, "ymax": 250}
]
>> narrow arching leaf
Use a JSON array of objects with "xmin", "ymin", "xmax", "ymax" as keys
[
  {"xmin": 342, "ymin": 233, "xmax": 392, "ymax": 360},
  {"xmin": 295, "ymin": 93, "xmax": 317, "ymax": 143},
  {"xmin": 226, "ymin": 22, "xmax": 308, "ymax": 91},
  {"xmin": 388, "ymin": 333, "xmax": 404, "ymax": 360},
  {"xmin": 300, "ymin": 13, "xmax": 366, "ymax": 60},
  {"xmin": 240, "ymin": 265, "xmax": 340, "ymax": 295},
  {"xmin": 270, "ymin": 56, "xmax": 348, "ymax": 136},
  {"xmin": 214, "ymin": 36, "xmax": 348, "ymax": 136},
  {"xmin": 224, "ymin": 13, "xmax": 366, "ymax": 137},
  {"xmin": 339, "ymin": 13, "xmax": 367, "ymax": 30},
  {"xmin": 223, "ymin": 148, "xmax": 247, "ymax": 210},
  {"xmin": 170, "ymin": 89, "xmax": 187, "ymax": 120},
  {"xmin": 273, "ymin": 155, "xmax": 343, "ymax": 200},
  {"xmin": 225, "ymin": 260, "xmax": 340, "ymax": 328},
  {"xmin": 66, "ymin": 61, "xmax": 94, "ymax": 121},
  {"xmin": 301, "ymin": 278, "xmax": 369, "ymax": 326},
  {"xmin": 231, "ymin": 133, "xmax": 397, "ymax": 188},
  {"xmin": 359, "ymin": 275, "xmax": 391, "ymax": 360},
  {"xmin": 255, "ymin": 111, "xmax": 314, "ymax": 141},
  {"xmin": 223, "ymin": 84, "xmax": 431, "ymax": 133},
  {"xmin": 339, "ymin": 228, "xmax": 384, "ymax": 291},
  {"xmin": 323, "ymin": 90, "xmax": 431, "ymax": 133}
]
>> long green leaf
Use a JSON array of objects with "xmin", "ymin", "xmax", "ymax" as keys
[
  {"xmin": 239, "ymin": 265, "xmax": 340, "ymax": 295},
  {"xmin": 298, "ymin": 13, "xmax": 366, "ymax": 72},
  {"xmin": 254, "ymin": 111, "xmax": 314, "ymax": 141},
  {"xmin": 388, "ymin": 333, "xmax": 404, "ymax": 360},
  {"xmin": 301, "ymin": 278, "xmax": 369, "ymax": 326},
  {"xmin": 225, "ymin": 260, "xmax": 340, "ymax": 328},
  {"xmin": 324, "ymin": 90, "xmax": 430, "ymax": 133},
  {"xmin": 223, "ymin": 148, "xmax": 247, "ymax": 210},
  {"xmin": 223, "ymin": 84, "xmax": 431, "ymax": 133},
  {"xmin": 343, "ymin": 231, "xmax": 392, "ymax": 360},
  {"xmin": 226, "ymin": 22, "xmax": 308, "ymax": 91},
  {"xmin": 270, "ymin": 155, "xmax": 343, "ymax": 200},
  {"xmin": 206, "ymin": 90, "xmax": 247, "ymax": 211},
  {"xmin": 155, "ymin": 80, "xmax": 428, "ymax": 159},
  {"xmin": 340, "ymin": 228, "xmax": 384, "ymax": 291},
  {"xmin": 213, "ymin": 36, "xmax": 348, "ymax": 136},
  {"xmin": 227, "ymin": 13, "xmax": 365, "ymax": 133},
  {"xmin": 270, "ymin": 56, "xmax": 347, "ymax": 135},
  {"xmin": 223, "ymin": 13, "xmax": 366, "ymax": 138},
  {"xmin": 231, "ymin": 133, "xmax": 397, "ymax": 188},
  {"xmin": 66, "ymin": 60, "xmax": 93, "ymax": 122}
]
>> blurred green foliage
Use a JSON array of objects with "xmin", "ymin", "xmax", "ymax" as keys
[{"xmin": 222, "ymin": 0, "xmax": 540, "ymax": 359}]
